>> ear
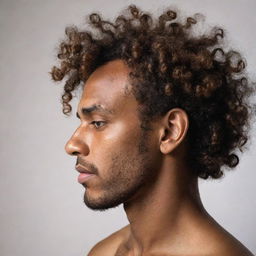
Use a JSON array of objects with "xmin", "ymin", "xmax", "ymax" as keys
[{"xmin": 159, "ymin": 108, "xmax": 189, "ymax": 154}]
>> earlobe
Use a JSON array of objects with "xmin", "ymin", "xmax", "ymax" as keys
[{"xmin": 159, "ymin": 108, "xmax": 189, "ymax": 155}]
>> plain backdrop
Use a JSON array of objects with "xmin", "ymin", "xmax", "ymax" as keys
[{"xmin": 0, "ymin": 0, "xmax": 255, "ymax": 255}]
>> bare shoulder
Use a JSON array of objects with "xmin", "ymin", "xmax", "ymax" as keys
[
  {"xmin": 213, "ymin": 238, "xmax": 255, "ymax": 256},
  {"xmin": 206, "ymin": 226, "xmax": 255, "ymax": 256},
  {"xmin": 87, "ymin": 224, "xmax": 130, "ymax": 256},
  {"xmin": 185, "ymin": 215, "xmax": 255, "ymax": 256}
]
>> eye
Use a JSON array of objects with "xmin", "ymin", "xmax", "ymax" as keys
[{"xmin": 90, "ymin": 121, "xmax": 106, "ymax": 129}]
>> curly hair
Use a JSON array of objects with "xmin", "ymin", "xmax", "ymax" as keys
[{"xmin": 50, "ymin": 4, "xmax": 255, "ymax": 180}]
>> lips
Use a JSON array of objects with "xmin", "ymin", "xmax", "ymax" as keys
[
  {"xmin": 75, "ymin": 164, "xmax": 95, "ymax": 175},
  {"xmin": 75, "ymin": 164, "xmax": 96, "ymax": 184}
]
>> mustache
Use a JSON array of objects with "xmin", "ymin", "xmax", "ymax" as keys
[{"xmin": 76, "ymin": 157, "xmax": 98, "ymax": 174}]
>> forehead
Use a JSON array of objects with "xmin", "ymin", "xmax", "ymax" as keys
[{"xmin": 78, "ymin": 59, "xmax": 135, "ymax": 113}]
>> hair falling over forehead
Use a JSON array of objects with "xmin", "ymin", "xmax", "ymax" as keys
[{"xmin": 50, "ymin": 4, "xmax": 256, "ymax": 180}]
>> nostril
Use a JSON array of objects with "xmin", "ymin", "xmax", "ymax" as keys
[{"xmin": 72, "ymin": 151, "xmax": 79, "ymax": 156}]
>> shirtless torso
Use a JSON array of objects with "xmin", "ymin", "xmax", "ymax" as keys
[{"xmin": 88, "ymin": 224, "xmax": 254, "ymax": 256}]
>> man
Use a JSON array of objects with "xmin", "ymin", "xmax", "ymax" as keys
[{"xmin": 50, "ymin": 4, "xmax": 255, "ymax": 256}]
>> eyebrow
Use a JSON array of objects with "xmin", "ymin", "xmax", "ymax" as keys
[{"xmin": 76, "ymin": 104, "xmax": 114, "ymax": 119}]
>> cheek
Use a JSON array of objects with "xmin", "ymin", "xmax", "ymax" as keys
[
  {"xmin": 91, "ymin": 123, "xmax": 142, "ymax": 170},
  {"xmin": 96, "ymin": 121, "xmax": 141, "ymax": 151},
  {"xmin": 109, "ymin": 120, "xmax": 139, "ymax": 138}
]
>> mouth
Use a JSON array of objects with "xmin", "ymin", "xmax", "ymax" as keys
[
  {"xmin": 75, "ymin": 164, "xmax": 95, "ymax": 174},
  {"xmin": 75, "ymin": 164, "xmax": 96, "ymax": 184},
  {"xmin": 77, "ymin": 172, "xmax": 95, "ymax": 184}
]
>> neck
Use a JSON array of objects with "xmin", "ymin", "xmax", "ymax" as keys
[{"xmin": 123, "ymin": 156, "xmax": 209, "ymax": 255}]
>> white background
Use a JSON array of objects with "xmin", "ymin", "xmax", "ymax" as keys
[{"xmin": 0, "ymin": 0, "xmax": 255, "ymax": 255}]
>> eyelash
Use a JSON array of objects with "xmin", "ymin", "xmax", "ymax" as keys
[{"xmin": 90, "ymin": 121, "xmax": 106, "ymax": 129}]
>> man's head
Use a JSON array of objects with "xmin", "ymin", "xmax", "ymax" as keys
[
  {"xmin": 51, "ymin": 5, "xmax": 254, "ymax": 185},
  {"xmin": 64, "ymin": 59, "xmax": 189, "ymax": 211},
  {"xmin": 64, "ymin": 59, "xmax": 159, "ymax": 211}
]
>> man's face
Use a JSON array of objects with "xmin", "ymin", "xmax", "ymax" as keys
[{"xmin": 65, "ymin": 59, "xmax": 161, "ymax": 211}]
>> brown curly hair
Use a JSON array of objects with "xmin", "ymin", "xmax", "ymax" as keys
[{"xmin": 50, "ymin": 5, "xmax": 255, "ymax": 179}]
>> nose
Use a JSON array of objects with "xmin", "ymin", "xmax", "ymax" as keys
[{"xmin": 65, "ymin": 128, "xmax": 89, "ymax": 156}]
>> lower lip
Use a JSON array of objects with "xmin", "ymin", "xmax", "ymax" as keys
[{"xmin": 78, "ymin": 173, "xmax": 95, "ymax": 184}]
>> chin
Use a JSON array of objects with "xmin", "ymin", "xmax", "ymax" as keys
[
  {"xmin": 83, "ymin": 191, "xmax": 124, "ymax": 211},
  {"xmin": 84, "ymin": 199, "xmax": 123, "ymax": 211}
]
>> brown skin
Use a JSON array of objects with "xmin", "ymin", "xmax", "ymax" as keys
[{"xmin": 65, "ymin": 59, "xmax": 254, "ymax": 256}]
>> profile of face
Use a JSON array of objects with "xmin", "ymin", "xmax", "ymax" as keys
[{"xmin": 65, "ymin": 59, "xmax": 162, "ymax": 211}]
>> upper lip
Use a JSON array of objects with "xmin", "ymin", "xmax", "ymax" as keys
[{"xmin": 75, "ymin": 164, "xmax": 95, "ymax": 175}]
